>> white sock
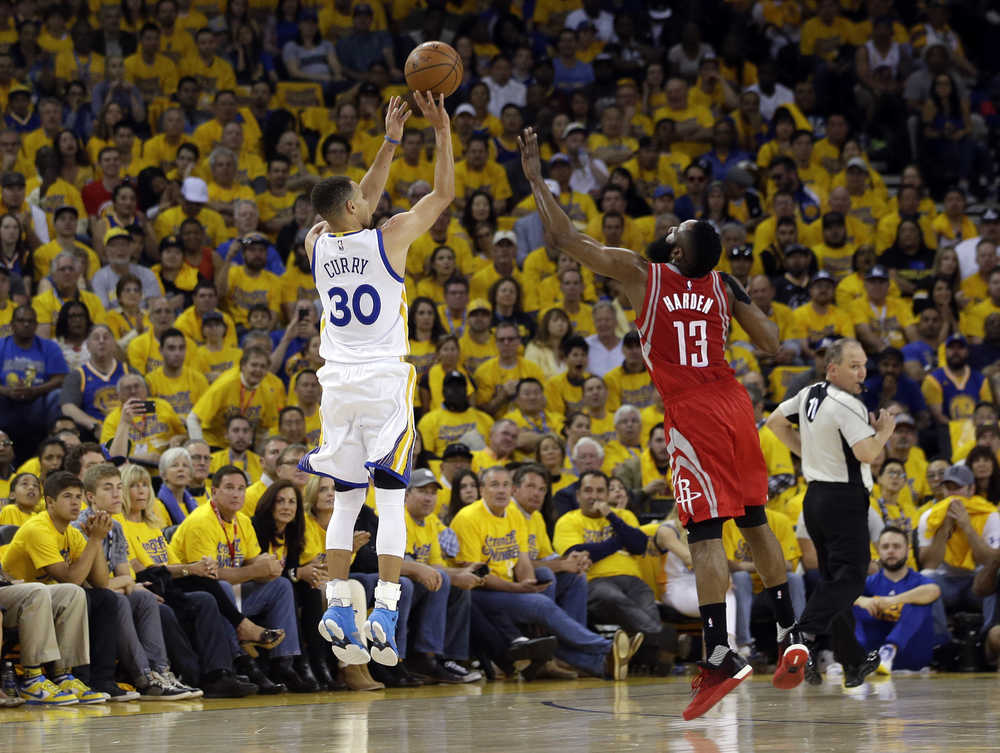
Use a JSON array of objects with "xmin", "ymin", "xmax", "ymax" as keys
[
  {"xmin": 326, "ymin": 487, "xmax": 366, "ymax": 551},
  {"xmin": 326, "ymin": 579, "xmax": 353, "ymax": 608},
  {"xmin": 374, "ymin": 580, "xmax": 401, "ymax": 611},
  {"xmin": 777, "ymin": 623, "xmax": 791, "ymax": 643},
  {"xmin": 373, "ymin": 486, "xmax": 406, "ymax": 558}
]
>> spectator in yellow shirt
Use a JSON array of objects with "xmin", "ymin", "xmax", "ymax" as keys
[
  {"xmin": 454, "ymin": 133, "xmax": 512, "ymax": 215},
  {"xmin": 417, "ymin": 371, "xmax": 494, "ymax": 456},
  {"xmin": 217, "ymin": 234, "xmax": 281, "ymax": 331},
  {"xmin": 851, "ymin": 265, "xmax": 918, "ymax": 354},
  {"xmin": 552, "ymin": 470, "xmax": 658, "ymax": 658},
  {"xmin": 792, "ymin": 271, "xmax": 855, "ymax": 356},
  {"xmin": 800, "ymin": 0, "xmax": 854, "ymax": 62},
  {"xmin": 99, "ymin": 374, "xmax": 186, "ymax": 465},
  {"xmin": 652, "ymin": 77, "xmax": 714, "ymax": 159},
  {"xmin": 145, "ymin": 328, "xmax": 209, "ymax": 422},
  {"xmin": 813, "ymin": 212, "xmax": 858, "ymax": 281},
  {"xmin": 473, "ymin": 321, "xmax": 545, "ymax": 416},
  {"xmin": 154, "ymin": 177, "xmax": 227, "ymax": 248},
  {"xmin": 179, "ymin": 27, "xmax": 237, "ymax": 98},
  {"xmin": 124, "ymin": 24, "xmax": 179, "ymax": 101}
]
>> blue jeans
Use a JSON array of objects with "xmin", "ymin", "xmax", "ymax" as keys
[
  {"xmin": 925, "ymin": 571, "xmax": 996, "ymax": 638},
  {"xmin": 537, "ymin": 566, "xmax": 588, "ymax": 627},
  {"xmin": 731, "ymin": 571, "xmax": 806, "ymax": 648},
  {"xmin": 352, "ymin": 572, "xmax": 415, "ymax": 659},
  {"xmin": 220, "ymin": 578, "xmax": 300, "ymax": 658},
  {"xmin": 472, "ymin": 590, "xmax": 611, "ymax": 677},
  {"xmin": 408, "ymin": 569, "xmax": 473, "ymax": 660},
  {"xmin": 853, "ymin": 603, "xmax": 938, "ymax": 670}
]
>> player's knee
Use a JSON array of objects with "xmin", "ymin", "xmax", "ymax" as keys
[
  {"xmin": 734, "ymin": 505, "xmax": 767, "ymax": 530},
  {"xmin": 373, "ymin": 469, "xmax": 406, "ymax": 489},
  {"xmin": 686, "ymin": 517, "xmax": 725, "ymax": 544}
]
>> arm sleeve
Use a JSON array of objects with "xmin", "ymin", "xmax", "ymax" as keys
[
  {"xmin": 776, "ymin": 391, "xmax": 802, "ymax": 422},
  {"xmin": 60, "ymin": 368, "xmax": 83, "ymax": 406},
  {"xmin": 605, "ymin": 512, "xmax": 648, "ymax": 555},
  {"xmin": 564, "ymin": 538, "xmax": 623, "ymax": 562},
  {"xmin": 835, "ymin": 398, "xmax": 876, "ymax": 447}
]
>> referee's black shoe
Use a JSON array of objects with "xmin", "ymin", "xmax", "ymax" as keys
[{"xmin": 843, "ymin": 651, "xmax": 880, "ymax": 688}]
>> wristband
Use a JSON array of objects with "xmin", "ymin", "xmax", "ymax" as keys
[{"xmin": 385, "ymin": 136, "xmax": 400, "ymax": 145}]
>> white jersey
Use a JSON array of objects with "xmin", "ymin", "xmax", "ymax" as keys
[{"xmin": 313, "ymin": 228, "xmax": 409, "ymax": 364}]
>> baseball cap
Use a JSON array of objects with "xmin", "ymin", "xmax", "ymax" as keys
[
  {"xmin": 724, "ymin": 165, "xmax": 754, "ymax": 188},
  {"xmin": 946, "ymin": 333, "xmax": 968, "ymax": 347},
  {"xmin": 894, "ymin": 412, "xmax": 915, "ymax": 428},
  {"xmin": 206, "ymin": 16, "xmax": 227, "ymax": 33},
  {"xmin": 810, "ymin": 270, "xmax": 836, "ymax": 286},
  {"xmin": 653, "ymin": 185, "xmax": 675, "ymax": 199},
  {"xmin": 241, "ymin": 233, "xmax": 269, "ymax": 247},
  {"xmin": 982, "ymin": 208, "xmax": 1000, "ymax": 223},
  {"xmin": 0, "ymin": 172, "xmax": 24, "ymax": 187},
  {"xmin": 201, "ymin": 310, "xmax": 226, "ymax": 326},
  {"xmin": 728, "ymin": 245, "xmax": 753, "ymax": 259},
  {"xmin": 493, "ymin": 230, "xmax": 516, "ymax": 245},
  {"xmin": 846, "ymin": 157, "xmax": 868, "ymax": 172},
  {"xmin": 53, "ymin": 205, "xmax": 78, "ymax": 220},
  {"xmin": 813, "ymin": 335, "xmax": 839, "ymax": 353},
  {"xmin": 104, "ymin": 227, "xmax": 131, "ymax": 244},
  {"xmin": 549, "ymin": 152, "xmax": 570, "ymax": 166},
  {"xmin": 442, "ymin": 443, "xmax": 473, "ymax": 460},
  {"xmin": 7, "ymin": 84, "xmax": 30, "ymax": 97},
  {"xmin": 443, "ymin": 370, "xmax": 467, "ymax": 385},
  {"xmin": 159, "ymin": 234, "xmax": 182, "ymax": 252},
  {"xmin": 468, "ymin": 298, "xmax": 491, "ymax": 314},
  {"xmin": 407, "ymin": 468, "xmax": 440, "ymax": 489},
  {"xmin": 562, "ymin": 122, "xmax": 587, "ymax": 139},
  {"xmin": 942, "ymin": 464, "xmax": 974, "ymax": 488},
  {"xmin": 181, "ymin": 177, "xmax": 209, "ymax": 203},
  {"xmin": 865, "ymin": 265, "xmax": 889, "ymax": 280},
  {"xmin": 785, "ymin": 243, "xmax": 810, "ymax": 257},
  {"xmin": 454, "ymin": 104, "xmax": 476, "ymax": 118}
]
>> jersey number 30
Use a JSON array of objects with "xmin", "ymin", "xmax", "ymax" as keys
[
  {"xmin": 327, "ymin": 284, "xmax": 381, "ymax": 326},
  {"xmin": 673, "ymin": 320, "xmax": 708, "ymax": 367}
]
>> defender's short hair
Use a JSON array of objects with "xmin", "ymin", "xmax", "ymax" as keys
[{"xmin": 684, "ymin": 220, "xmax": 723, "ymax": 278}]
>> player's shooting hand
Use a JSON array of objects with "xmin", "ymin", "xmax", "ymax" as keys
[
  {"xmin": 384, "ymin": 96, "xmax": 411, "ymax": 143},
  {"xmin": 518, "ymin": 127, "xmax": 543, "ymax": 183},
  {"xmin": 412, "ymin": 91, "xmax": 449, "ymax": 134}
]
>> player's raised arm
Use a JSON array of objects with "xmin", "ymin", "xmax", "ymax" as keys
[
  {"xmin": 518, "ymin": 127, "xmax": 647, "ymax": 298},
  {"xmin": 359, "ymin": 96, "xmax": 410, "ymax": 205},
  {"xmin": 379, "ymin": 91, "xmax": 455, "ymax": 263},
  {"xmin": 723, "ymin": 273, "xmax": 780, "ymax": 356}
]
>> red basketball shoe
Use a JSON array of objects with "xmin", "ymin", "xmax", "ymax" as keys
[{"xmin": 682, "ymin": 650, "xmax": 752, "ymax": 721}]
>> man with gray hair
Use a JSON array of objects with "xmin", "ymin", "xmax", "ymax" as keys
[
  {"xmin": 767, "ymin": 337, "xmax": 896, "ymax": 688},
  {"xmin": 553, "ymin": 436, "xmax": 605, "ymax": 518},
  {"xmin": 206, "ymin": 146, "xmax": 247, "ymax": 222},
  {"xmin": 603, "ymin": 404, "xmax": 642, "ymax": 475},
  {"xmin": 585, "ymin": 300, "xmax": 623, "ymax": 377},
  {"xmin": 406, "ymin": 180, "xmax": 431, "ymax": 208},
  {"xmin": 100, "ymin": 373, "xmax": 185, "ymax": 465},
  {"xmin": 215, "ymin": 200, "xmax": 285, "ymax": 275},
  {"xmin": 90, "ymin": 229, "xmax": 161, "ymax": 308}
]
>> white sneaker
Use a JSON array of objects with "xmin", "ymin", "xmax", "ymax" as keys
[
  {"xmin": 877, "ymin": 644, "xmax": 896, "ymax": 675},
  {"xmin": 155, "ymin": 670, "xmax": 203, "ymax": 699}
]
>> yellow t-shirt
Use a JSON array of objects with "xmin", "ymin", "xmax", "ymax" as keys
[
  {"xmin": 510, "ymin": 502, "xmax": 555, "ymax": 560},
  {"xmin": 169, "ymin": 502, "xmax": 261, "ymax": 568},
  {"xmin": 603, "ymin": 366, "xmax": 656, "ymax": 413},
  {"xmin": 120, "ymin": 517, "xmax": 179, "ymax": 569},
  {"xmin": 417, "ymin": 407, "xmax": 494, "ymax": 457},
  {"xmin": 124, "ymin": 52, "xmax": 179, "ymax": 100},
  {"xmin": 177, "ymin": 56, "xmax": 238, "ymax": 97},
  {"xmin": 154, "ymin": 205, "xmax": 227, "ymax": 248},
  {"xmin": 174, "ymin": 306, "xmax": 239, "ymax": 348},
  {"xmin": 800, "ymin": 16, "xmax": 854, "ymax": 60},
  {"xmin": 32, "ymin": 289, "xmax": 105, "ymax": 328},
  {"xmin": 2, "ymin": 512, "xmax": 88, "ymax": 583},
  {"xmin": 192, "ymin": 370, "xmax": 284, "ymax": 448},
  {"xmin": 126, "ymin": 330, "xmax": 199, "ymax": 374},
  {"xmin": 146, "ymin": 366, "xmax": 210, "ymax": 422},
  {"xmin": 454, "ymin": 160, "xmax": 512, "ymax": 203},
  {"xmin": 452, "ymin": 499, "xmax": 529, "ymax": 581},
  {"xmin": 458, "ymin": 333, "xmax": 497, "ymax": 376},
  {"xmin": 255, "ymin": 190, "xmax": 298, "ymax": 229},
  {"xmin": 387, "ymin": 156, "xmax": 434, "ymax": 203},
  {"xmin": 544, "ymin": 372, "xmax": 587, "ymax": 415},
  {"xmin": 651, "ymin": 103, "xmax": 714, "ymax": 158},
  {"xmin": 473, "ymin": 357, "xmax": 545, "ymax": 408},
  {"xmin": 225, "ymin": 267, "xmax": 281, "ymax": 328},
  {"xmin": 209, "ymin": 449, "xmax": 263, "ymax": 485},
  {"xmin": 196, "ymin": 345, "xmax": 244, "ymax": 383},
  {"xmin": 0, "ymin": 504, "xmax": 35, "ymax": 526},
  {"xmin": 100, "ymin": 397, "xmax": 185, "ymax": 456},
  {"xmin": 31, "ymin": 240, "xmax": 101, "ymax": 282},
  {"xmin": 405, "ymin": 509, "xmax": 447, "ymax": 567},
  {"xmin": 848, "ymin": 296, "xmax": 916, "ymax": 350},
  {"xmin": 552, "ymin": 508, "xmax": 643, "ymax": 580},
  {"xmin": 791, "ymin": 303, "xmax": 855, "ymax": 343}
]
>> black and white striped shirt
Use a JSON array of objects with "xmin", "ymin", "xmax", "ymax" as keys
[{"xmin": 777, "ymin": 382, "xmax": 876, "ymax": 490}]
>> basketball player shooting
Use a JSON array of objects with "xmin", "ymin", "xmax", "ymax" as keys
[
  {"xmin": 519, "ymin": 127, "xmax": 809, "ymax": 719},
  {"xmin": 301, "ymin": 92, "xmax": 453, "ymax": 668}
]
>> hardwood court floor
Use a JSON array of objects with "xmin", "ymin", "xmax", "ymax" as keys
[{"xmin": 2, "ymin": 673, "xmax": 998, "ymax": 753}]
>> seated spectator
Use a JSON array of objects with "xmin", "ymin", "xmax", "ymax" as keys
[
  {"xmin": 59, "ymin": 324, "xmax": 129, "ymax": 436},
  {"xmin": 169, "ymin": 465, "xmax": 309, "ymax": 692},
  {"xmin": 210, "ymin": 414, "xmax": 262, "ymax": 480},
  {"xmin": 1, "ymin": 471, "xmax": 130, "ymax": 699},
  {"xmin": 922, "ymin": 334, "xmax": 990, "ymax": 428},
  {"xmin": 471, "ymin": 419, "xmax": 519, "ymax": 472},
  {"xmin": 401, "ymin": 468, "xmax": 484, "ymax": 683},
  {"xmin": 100, "ymin": 374, "xmax": 185, "ymax": 466},
  {"xmin": 145, "ymin": 328, "xmax": 209, "ymax": 423},
  {"xmin": 453, "ymin": 466, "xmax": 635, "ymax": 679},
  {"xmin": 156, "ymin": 447, "xmax": 200, "ymax": 525},
  {"xmin": 91, "ymin": 227, "xmax": 161, "ymax": 308},
  {"xmin": 553, "ymin": 436, "xmax": 606, "ymax": 519},
  {"xmin": 862, "ymin": 348, "xmax": 926, "ymax": 418},
  {"xmin": 917, "ymin": 464, "xmax": 1000, "ymax": 638},
  {"xmin": 854, "ymin": 525, "xmax": 943, "ymax": 674},
  {"xmin": 602, "ymin": 405, "xmax": 643, "ymax": 476},
  {"xmin": 553, "ymin": 470, "xmax": 660, "ymax": 664},
  {"xmin": 473, "ymin": 321, "xmax": 544, "ymax": 417}
]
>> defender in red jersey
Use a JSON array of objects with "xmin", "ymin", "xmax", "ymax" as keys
[{"xmin": 519, "ymin": 128, "xmax": 809, "ymax": 719}]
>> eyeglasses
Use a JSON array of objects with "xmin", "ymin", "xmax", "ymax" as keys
[
  {"xmin": 0, "ymin": 439, "xmax": 12, "ymax": 446},
  {"xmin": 496, "ymin": 336, "xmax": 519, "ymax": 343},
  {"xmin": 883, "ymin": 470, "xmax": 906, "ymax": 478}
]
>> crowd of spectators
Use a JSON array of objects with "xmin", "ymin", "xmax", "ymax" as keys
[{"xmin": 1, "ymin": 0, "xmax": 1000, "ymax": 707}]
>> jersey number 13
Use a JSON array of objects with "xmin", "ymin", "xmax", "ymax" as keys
[{"xmin": 673, "ymin": 320, "xmax": 708, "ymax": 367}]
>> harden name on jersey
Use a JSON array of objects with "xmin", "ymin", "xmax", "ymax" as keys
[{"xmin": 661, "ymin": 290, "xmax": 716, "ymax": 315}]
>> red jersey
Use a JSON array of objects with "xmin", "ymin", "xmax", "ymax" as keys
[{"xmin": 637, "ymin": 263, "xmax": 735, "ymax": 399}]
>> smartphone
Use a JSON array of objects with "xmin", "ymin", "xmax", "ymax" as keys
[
  {"xmin": 297, "ymin": 305, "xmax": 311, "ymax": 320},
  {"xmin": 472, "ymin": 563, "xmax": 489, "ymax": 578},
  {"xmin": 137, "ymin": 400, "xmax": 156, "ymax": 414}
]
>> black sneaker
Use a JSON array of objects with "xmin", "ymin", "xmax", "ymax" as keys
[
  {"xmin": 93, "ymin": 682, "xmax": 140, "ymax": 702},
  {"xmin": 202, "ymin": 671, "xmax": 259, "ymax": 699},
  {"xmin": 370, "ymin": 663, "xmax": 423, "ymax": 688},
  {"xmin": 843, "ymin": 650, "xmax": 880, "ymax": 688},
  {"xmin": 508, "ymin": 636, "xmax": 557, "ymax": 668}
]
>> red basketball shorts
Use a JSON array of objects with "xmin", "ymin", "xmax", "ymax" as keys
[{"xmin": 660, "ymin": 377, "xmax": 768, "ymax": 526}]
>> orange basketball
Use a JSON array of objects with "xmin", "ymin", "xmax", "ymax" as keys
[{"xmin": 404, "ymin": 41, "xmax": 463, "ymax": 98}]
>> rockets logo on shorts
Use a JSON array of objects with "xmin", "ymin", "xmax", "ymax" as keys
[{"xmin": 674, "ymin": 476, "xmax": 703, "ymax": 517}]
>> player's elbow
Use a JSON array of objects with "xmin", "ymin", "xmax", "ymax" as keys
[{"xmin": 926, "ymin": 583, "xmax": 943, "ymax": 602}]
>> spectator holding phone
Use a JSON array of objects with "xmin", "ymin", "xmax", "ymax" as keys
[
  {"xmin": 100, "ymin": 374, "xmax": 185, "ymax": 467},
  {"xmin": 271, "ymin": 299, "xmax": 318, "ymax": 380}
]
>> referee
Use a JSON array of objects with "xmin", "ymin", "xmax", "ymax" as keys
[{"xmin": 766, "ymin": 338, "xmax": 895, "ymax": 688}]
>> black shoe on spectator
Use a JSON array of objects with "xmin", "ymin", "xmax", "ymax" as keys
[
  {"xmin": 508, "ymin": 636, "xmax": 557, "ymax": 670},
  {"xmin": 273, "ymin": 657, "xmax": 319, "ymax": 693},
  {"xmin": 235, "ymin": 656, "xmax": 286, "ymax": 694},
  {"xmin": 310, "ymin": 655, "xmax": 337, "ymax": 690},
  {"xmin": 201, "ymin": 670, "xmax": 258, "ymax": 698},
  {"xmin": 370, "ymin": 663, "xmax": 423, "ymax": 688}
]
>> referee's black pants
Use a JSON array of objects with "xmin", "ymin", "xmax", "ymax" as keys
[{"xmin": 797, "ymin": 481, "xmax": 871, "ymax": 668}]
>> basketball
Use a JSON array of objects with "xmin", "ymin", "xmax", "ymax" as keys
[{"xmin": 404, "ymin": 41, "xmax": 463, "ymax": 97}]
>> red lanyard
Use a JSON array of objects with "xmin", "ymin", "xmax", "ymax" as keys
[
  {"xmin": 239, "ymin": 383, "xmax": 257, "ymax": 415},
  {"xmin": 211, "ymin": 502, "xmax": 237, "ymax": 565}
]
